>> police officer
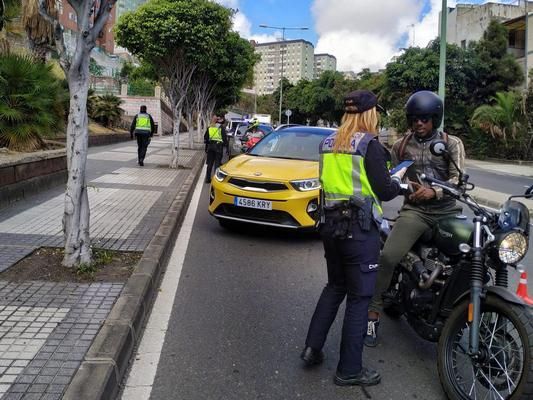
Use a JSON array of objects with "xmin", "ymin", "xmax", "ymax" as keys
[
  {"xmin": 301, "ymin": 90, "xmax": 406, "ymax": 387},
  {"xmin": 365, "ymin": 91, "xmax": 465, "ymax": 346},
  {"xmin": 130, "ymin": 105, "xmax": 155, "ymax": 166},
  {"xmin": 204, "ymin": 114, "xmax": 228, "ymax": 183}
]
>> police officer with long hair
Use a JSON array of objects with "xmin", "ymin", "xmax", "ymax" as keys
[{"xmin": 301, "ymin": 90, "xmax": 406, "ymax": 386}]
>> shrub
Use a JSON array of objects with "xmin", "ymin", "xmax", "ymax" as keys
[
  {"xmin": 89, "ymin": 94, "xmax": 123, "ymax": 127},
  {"xmin": 0, "ymin": 53, "xmax": 67, "ymax": 151}
]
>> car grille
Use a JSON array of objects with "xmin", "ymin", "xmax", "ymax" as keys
[
  {"xmin": 214, "ymin": 204, "xmax": 300, "ymax": 227},
  {"xmin": 228, "ymin": 177, "xmax": 288, "ymax": 192}
]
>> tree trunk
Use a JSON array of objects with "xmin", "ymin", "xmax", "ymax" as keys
[
  {"xmin": 170, "ymin": 105, "xmax": 182, "ymax": 169},
  {"xmin": 187, "ymin": 112, "xmax": 194, "ymax": 149},
  {"xmin": 196, "ymin": 111, "xmax": 203, "ymax": 143},
  {"xmin": 63, "ymin": 57, "xmax": 92, "ymax": 267}
]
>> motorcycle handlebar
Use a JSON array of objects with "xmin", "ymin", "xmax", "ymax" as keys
[
  {"xmin": 420, "ymin": 174, "xmax": 462, "ymax": 197},
  {"xmin": 420, "ymin": 174, "xmax": 494, "ymax": 220}
]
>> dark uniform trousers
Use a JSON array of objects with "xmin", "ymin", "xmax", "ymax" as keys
[
  {"xmin": 206, "ymin": 141, "xmax": 224, "ymax": 181},
  {"xmin": 305, "ymin": 218, "xmax": 380, "ymax": 375},
  {"xmin": 136, "ymin": 132, "xmax": 151, "ymax": 163}
]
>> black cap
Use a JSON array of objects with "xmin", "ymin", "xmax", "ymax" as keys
[{"xmin": 344, "ymin": 90, "xmax": 383, "ymax": 114}]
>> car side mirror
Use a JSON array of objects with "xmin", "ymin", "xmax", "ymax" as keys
[{"xmin": 430, "ymin": 140, "xmax": 447, "ymax": 157}]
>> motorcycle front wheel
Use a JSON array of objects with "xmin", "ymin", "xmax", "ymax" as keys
[{"xmin": 437, "ymin": 296, "xmax": 533, "ymax": 399}]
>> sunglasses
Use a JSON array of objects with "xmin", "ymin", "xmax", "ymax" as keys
[{"xmin": 408, "ymin": 115, "xmax": 432, "ymax": 124}]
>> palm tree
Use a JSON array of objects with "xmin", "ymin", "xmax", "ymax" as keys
[
  {"xmin": 0, "ymin": 52, "xmax": 67, "ymax": 151},
  {"xmin": 90, "ymin": 94, "xmax": 124, "ymax": 128},
  {"xmin": 21, "ymin": 0, "xmax": 56, "ymax": 60},
  {"xmin": 0, "ymin": 0, "xmax": 22, "ymax": 52},
  {"xmin": 470, "ymin": 91, "xmax": 522, "ymax": 143}
]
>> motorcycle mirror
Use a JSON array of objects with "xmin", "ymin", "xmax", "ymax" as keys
[
  {"xmin": 430, "ymin": 140, "xmax": 447, "ymax": 157},
  {"xmin": 525, "ymin": 185, "xmax": 533, "ymax": 199}
]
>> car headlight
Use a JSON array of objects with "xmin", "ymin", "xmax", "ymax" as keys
[
  {"xmin": 290, "ymin": 178, "xmax": 321, "ymax": 192},
  {"xmin": 214, "ymin": 168, "xmax": 228, "ymax": 182},
  {"xmin": 498, "ymin": 231, "xmax": 528, "ymax": 264}
]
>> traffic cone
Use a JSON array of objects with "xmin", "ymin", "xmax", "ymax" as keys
[{"xmin": 516, "ymin": 268, "xmax": 533, "ymax": 306}]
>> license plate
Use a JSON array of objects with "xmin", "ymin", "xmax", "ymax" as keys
[{"xmin": 234, "ymin": 197, "xmax": 272, "ymax": 210}]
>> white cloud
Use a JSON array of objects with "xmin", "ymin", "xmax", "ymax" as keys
[
  {"xmin": 312, "ymin": 0, "xmax": 422, "ymax": 73},
  {"xmin": 213, "ymin": 0, "xmax": 278, "ymax": 43},
  {"xmin": 312, "ymin": 0, "xmax": 486, "ymax": 73}
]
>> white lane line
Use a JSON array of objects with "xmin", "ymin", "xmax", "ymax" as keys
[{"xmin": 121, "ymin": 167, "xmax": 206, "ymax": 400}]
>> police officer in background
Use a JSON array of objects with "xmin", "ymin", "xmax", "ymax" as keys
[
  {"xmin": 130, "ymin": 105, "xmax": 155, "ymax": 166},
  {"xmin": 301, "ymin": 90, "xmax": 406, "ymax": 387},
  {"xmin": 204, "ymin": 114, "xmax": 228, "ymax": 183}
]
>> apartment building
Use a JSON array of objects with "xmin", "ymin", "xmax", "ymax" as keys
[
  {"xmin": 314, "ymin": 53, "xmax": 337, "ymax": 79},
  {"xmin": 253, "ymin": 39, "xmax": 315, "ymax": 95},
  {"xmin": 114, "ymin": 0, "xmax": 148, "ymax": 55},
  {"xmin": 57, "ymin": 0, "xmax": 116, "ymax": 54},
  {"xmin": 444, "ymin": 1, "xmax": 533, "ymax": 48},
  {"xmin": 444, "ymin": 1, "xmax": 533, "ymax": 85}
]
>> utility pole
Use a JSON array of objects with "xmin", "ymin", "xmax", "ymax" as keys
[
  {"xmin": 526, "ymin": 0, "xmax": 529, "ymax": 90},
  {"xmin": 259, "ymin": 24, "xmax": 309, "ymax": 125},
  {"xmin": 438, "ymin": 0, "xmax": 447, "ymax": 130}
]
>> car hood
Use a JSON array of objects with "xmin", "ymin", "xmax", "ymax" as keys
[{"xmin": 222, "ymin": 155, "xmax": 318, "ymax": 181}]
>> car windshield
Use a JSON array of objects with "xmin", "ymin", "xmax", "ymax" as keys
[{"xmin": 248, "ymin": 129, "xmax": 330, "ymax": 161}]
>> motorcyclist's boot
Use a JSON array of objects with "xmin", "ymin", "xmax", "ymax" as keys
[{"xmin": 364, "ymin": 318, "xmax": 380, "ymax": 347}]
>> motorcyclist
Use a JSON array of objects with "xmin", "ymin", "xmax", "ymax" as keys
[
  {"xmin": 243, "ymin": 118, "xmax": 264, "ymax": 150},
  {"xmin": 365, "ymin": 90, "xmax": 466, "ymax": 347}
]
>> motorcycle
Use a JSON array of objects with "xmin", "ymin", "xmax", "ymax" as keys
[{"xmin": 381, "ymin": 139, "xmax": 533, "ymax": 399}]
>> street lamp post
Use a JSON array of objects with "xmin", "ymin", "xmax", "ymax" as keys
[
  {"xmin": 259, "ymin": 24, "xmax": 309, "ymax": 125},
  {"xmin": 438, "ymin": 0, "xmax": 447, "ymax": 131}
]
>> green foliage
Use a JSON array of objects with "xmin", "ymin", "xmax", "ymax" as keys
[
  {"xmin": 0, "ymin": 53, "xmax": 67, "ymax": 151},
  {"xmin": 210, "ymin": 31, "xmax": 259, "ymax": 109},
  {"xmin": 379, "ymin": 19, "xmax": 525, "ymax": 160},
  {"xmin": 89, "ymin": 58, "xmax": 104, "ymax": 77},
  {"xmin": 128, "ymin": 79, "xmax": 155, "ymax": 96},
  {"xmin": 76, "ymin": 262, "xmax": 97, "ymax": 277},
  {"xmin": 89, "ymin": 94, "xmax": 123, "ymax": 127},
  {"xmin": 115, "ymin": 0, "xmax": 232, "ymax": 73},
  {"xmin": 470, "ymin": 91, "xmax": 530, "ymax": 159}
]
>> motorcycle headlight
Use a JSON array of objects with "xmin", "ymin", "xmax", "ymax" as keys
[
  {"xmin": 497, "ymin": 231, "xmax": 528, "ymax": 264},
  {"xmin": 290, "ymin": 178, "xmax": 321, "ymax": 192},
  {"xmin": 214, "ymin": 168, "xmax": 228, "ymax": 182}
]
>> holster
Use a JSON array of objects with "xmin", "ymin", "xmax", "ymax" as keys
[{"xmin": 322, "ymin": 196, "xmax": 373, "ymax": 239}]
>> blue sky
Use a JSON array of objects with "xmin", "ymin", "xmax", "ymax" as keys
[{"xmin": 217, "ymin": 0, "xmax": 520, "ymax": 72}]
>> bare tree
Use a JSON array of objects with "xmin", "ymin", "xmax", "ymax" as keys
[
  {"xmin": 38, "ymin": 0, "xmax": 116, "ymax": 267},
  {"xmin": 158, "ymin": 54, "xmax": 196, "ymax": 168}
]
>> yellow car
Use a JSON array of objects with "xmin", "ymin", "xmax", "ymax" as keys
[{"xmin": 208, "ymin": 126, "xmax": 335, "ymax": 229}]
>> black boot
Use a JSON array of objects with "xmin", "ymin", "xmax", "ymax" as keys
[
  {"xmin": 334, "ymin": 367, "xmax": 381, "ymax": 386},
  {"xmin": 300, "ymin": 346, "xmax": 324, "ymax": 366}
]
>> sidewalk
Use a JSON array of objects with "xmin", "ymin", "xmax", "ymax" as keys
[
  {"xmin": 0, "ymin": 137, "xmax": 204, "ymax": 400},
  {"xmin": 465, "ymin": 159, "xmax": 533, "ymax": 213}
]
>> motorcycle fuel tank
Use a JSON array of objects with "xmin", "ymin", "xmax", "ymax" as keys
[{"xmin": 433, "ymin": 215, "xmax": 474, "ymax": 256}]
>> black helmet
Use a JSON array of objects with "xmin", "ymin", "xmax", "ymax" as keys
[{"xmin": 405, "ymin": 91, "xmax": 443, "ymax": 127}]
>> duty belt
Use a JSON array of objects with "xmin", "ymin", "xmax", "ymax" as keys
[{"xmin": 322, "ymin": 196, "xmax": 373, "ymax": 239}]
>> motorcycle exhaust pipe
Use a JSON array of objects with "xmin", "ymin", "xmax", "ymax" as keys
[{"xmin": 419, "ymin": 264, "xmax": 443, "ymax": 290}]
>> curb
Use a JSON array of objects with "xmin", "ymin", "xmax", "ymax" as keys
[{"xmin": 63, "ymin": 151, "xmax": 205, "ymax": 400}]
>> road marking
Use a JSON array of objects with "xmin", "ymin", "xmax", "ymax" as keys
[{"xmin": 121, "ymin": 166, "xmax": 205, "ymax": 400}]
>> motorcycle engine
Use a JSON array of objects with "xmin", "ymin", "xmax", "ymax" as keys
[{"xmin": 402, "ymin": 247, "xmax": 451, "ymax": 314}]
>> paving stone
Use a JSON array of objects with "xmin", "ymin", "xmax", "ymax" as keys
[{"xmin": 0, "ymin": 141, "xmax": 200, "ymax": 398}]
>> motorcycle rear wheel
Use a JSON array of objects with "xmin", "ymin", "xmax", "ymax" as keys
[{"xmin": 437, "ymin": 296, "xmax": 533, "ymax": 399}]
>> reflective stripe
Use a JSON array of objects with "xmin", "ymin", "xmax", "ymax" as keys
[
  {"xmin": 135, "ymin": 113, "xmax": 151, "ymax": 131},
  {"xmin": 209, "ymin": 126, "xmax": 222, "ymax": 142},
  {"xmin": 320, "ymin": 131, "xmax": 383, "ymax": 220}
]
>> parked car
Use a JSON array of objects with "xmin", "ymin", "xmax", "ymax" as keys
[
  {"xmin": 226, "ymin": 118, "xmax": 244, "ymax": 135},
  {"xmin": 209, "ymin": 126, "xmax": 335, "ymax": 230},
  {"xmin": 274, "ymin": 124, "xmax": 302, "ymax": 131},
  {"xmin": 228, "ymin": 122, "xmax": 273, "ymax": 157}
]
